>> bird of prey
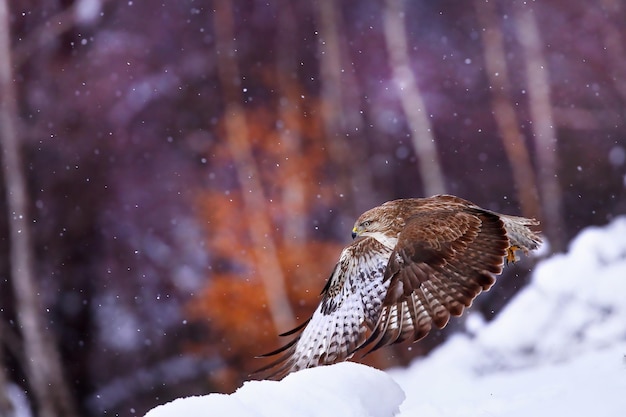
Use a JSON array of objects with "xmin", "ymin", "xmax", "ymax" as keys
[{"xmin": 256, "ymin": 194, "xmax": 541, "ymax": 379}]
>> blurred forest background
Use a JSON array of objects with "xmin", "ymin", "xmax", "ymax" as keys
[{"xmin": 0, "ymin": 0, "xmax": 625, "ymax": 416}]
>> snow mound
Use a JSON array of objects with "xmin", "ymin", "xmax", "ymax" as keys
[
  {"xmin": 477, "ymin": 215, "xmax": 626, "ymax": 366},
  {"xmin": 391, "ymin": 337, "xmax": 626, "ymax": 417},
  {"xmin": 144, "ymin": 362, "xmax": 405, "ymax": 417},
  {"xmin": 390, "ymin": 216, "xmax": 626, "ymax": 416},
  {"xmin": 144, "ymin": 216, "xmax": 626, "ymax": 417}
]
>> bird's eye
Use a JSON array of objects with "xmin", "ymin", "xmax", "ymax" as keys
[{"xmin": 362, "ymin": 221, "xmax": 372, "ymax": 228}]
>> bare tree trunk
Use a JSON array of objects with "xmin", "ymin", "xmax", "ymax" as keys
[
  {"xmin": 474, "ymin": 0, "xmax": 541, "ymax": 220},
  {"xmin": 382, "ymin": 0, "xmax": 446, "ymax": 197},
  {"xmin": 313, "ymin": 1, "xmax": 360, "ymax": 209},
  {"xmin": 315, "ymin": 0, "xmax": 343, "ymax": 136},
  {"xmin": 513, "ymin": 2, "xmax": 565, "ymax": 252},
  {"xmin": 0, "ymin": 2, "xmax": 78, "ymax": 417},
  {"xmin": 275, "ymin": 0, "xmax": 308, "ymax": 242},
  {"xmin": 213, "ymin": 0, "xmax": 295, "ymax": 331},
  {"xmin": 314, "ymin": 2, "xmax": 377, "ymax": 211}
]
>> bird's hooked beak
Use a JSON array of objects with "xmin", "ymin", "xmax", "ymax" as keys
[{"xmin": 351, "ymin": 227, "xmax": 359, "ymax": 239}]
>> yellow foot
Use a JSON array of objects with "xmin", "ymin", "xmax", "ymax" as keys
[{"xmin": 506, "ymin": 245, "xmax": 520, "ymax": 264}]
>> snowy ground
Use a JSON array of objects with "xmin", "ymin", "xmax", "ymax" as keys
[
  {"xmin": 144, "ymin": 362, "xmax": 405, "ymax": 417},
  {"xmin": 145, "ymin": 216, "xmax": 626, "ymax": 417}
]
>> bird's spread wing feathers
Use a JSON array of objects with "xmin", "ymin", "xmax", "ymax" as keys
[
  {"xmin": 359, "ymin": 208, "xmax": 510, "ymax": 352},
  {"xmin": 255, "ymin": 195, "xmax": 542, "ymax": 379},
  {"xmin": 254, "ymin": 237, "xmax": 393, "ymax": 379}
]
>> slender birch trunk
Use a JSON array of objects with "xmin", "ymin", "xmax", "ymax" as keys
[
  {"xmin": 475, "ymin": 0, "xmax": 541, "ymax": 220},
  {"xmin": 314, "ymin": 0, "xmax": 361, "ymax": 209},
  {"xmin": 0, "ymin": 2, "xmax": 78, "ymax": 416},
  {"xmin": 382, "ymin": 0, "xmax": 446, "ymax": 196},
  {"xmin": 275, "ymin": 0, "xmax": 308, "ymax": 242},
  {"xmin": 213, "ymin": 0, "xmax": 295, "ymax": 332},
  {"xmin": 513, "ymin": 2, "xmax": 565, "ymax": 251}
]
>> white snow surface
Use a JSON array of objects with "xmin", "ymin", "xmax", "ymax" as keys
[
  {"xmin": 144, "ymin": 361, "xmax": 405, "ymax": 417},
  {"xmin": 145, "ymin": 216, "xmax": 626, "ymax": 417}
]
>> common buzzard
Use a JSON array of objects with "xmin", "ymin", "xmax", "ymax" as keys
[{"xmin": 256, "ymin": 194, "xmax": 541, "ymax": 379}]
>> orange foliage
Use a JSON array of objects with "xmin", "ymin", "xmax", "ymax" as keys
[
  {"xmin": 186, "ymin": 74, "xmax": 443, "ymax": 393},
  {"xmin": 188, "ymin": 274, "xmax": 274, "ymax": 352},
  {"xmin": 186, "ymin": 80, "xmax": 348, "ymax": 391}
]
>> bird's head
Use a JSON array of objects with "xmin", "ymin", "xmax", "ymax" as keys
[
  {"xmin": 352, "ymin": 202, "xmax": 405, "ymax": 239},
  {"xmin": 351, "ymin": 207, "xmax": 391, "ymax": 239},
  {"xmin": 352, "ymin": 219, "xmax": 377, "ymax": 239}
]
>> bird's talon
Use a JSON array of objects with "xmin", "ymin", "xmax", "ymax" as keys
[{"xmin": 506, "ymin": 245, "xmax": 520, "ymax": 264}]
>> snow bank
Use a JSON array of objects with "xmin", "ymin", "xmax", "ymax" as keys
[
  {"xmin": 391, "ymin": 336, "xmax": 626, "ymax": 417},
  {"xmin": 144, "ymin": 216, "xmax": 626, "ymax": 417},
  {"xmin": 144, "ymin": 362, "xmax": 405, "ymax": 417},
  {"xmin": 477, "ymin": 216, "xmax": 626, "ymax": 363},
  {"xmin": 390, "ymin": 216, "xmax": 626, "ymax": 416}
]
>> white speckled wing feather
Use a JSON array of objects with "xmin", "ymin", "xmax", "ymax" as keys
[{"xmin": 256, "ymin": 237, "xmax": 393, "ymax": 379}]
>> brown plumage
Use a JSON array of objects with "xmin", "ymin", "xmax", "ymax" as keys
[{"xmin": 255, "ymin": 194, "xmax": 541, "ymax": 379}]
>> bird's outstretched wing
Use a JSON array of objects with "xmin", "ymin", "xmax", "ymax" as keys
[
  {"xmin": 254, "ymin": 236, "xmax": 393, "ymax": 380},
  {"xmin": 359, "ymin": 207, "xmax": 509, "ymax": 353},
  {"xmin": 254, "ymin": 195, "xmax": 541, "ymax": 379}
]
